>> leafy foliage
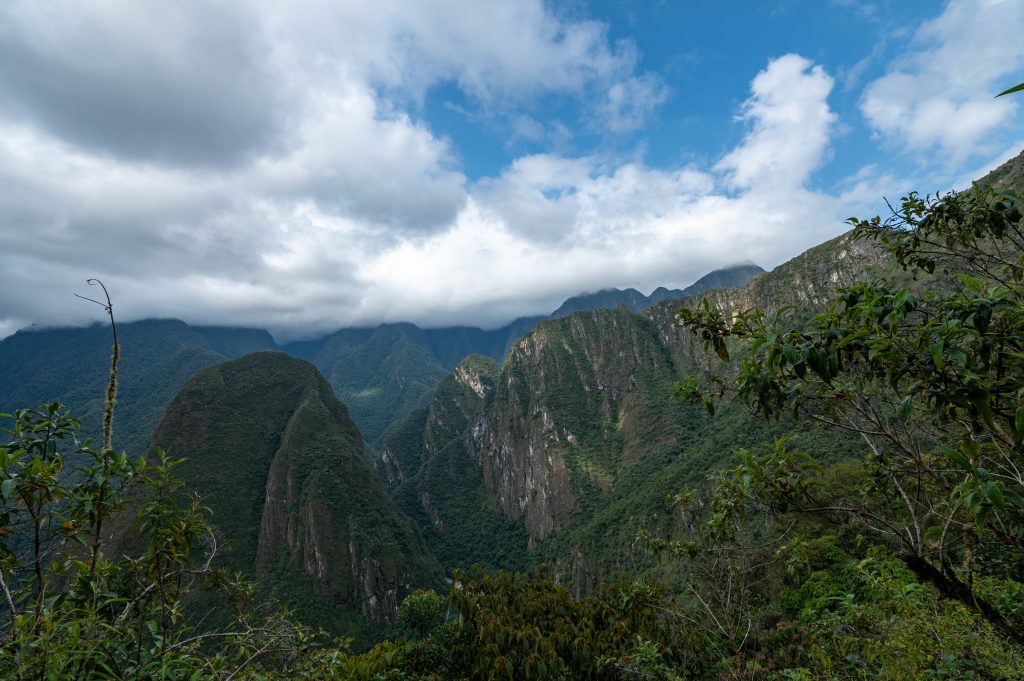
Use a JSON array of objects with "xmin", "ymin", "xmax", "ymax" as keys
[
  {"xmin": 0, "ymin": 404, "xmax": 315, "ymax": 679},
  {"xmin": 677, "ymin": 184, "xmax": 1024, "ymax": 646}
]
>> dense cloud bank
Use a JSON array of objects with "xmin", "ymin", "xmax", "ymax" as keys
[{"xmin": 0, "ymin": 0, "xmax": 1020, "ymax": 339}]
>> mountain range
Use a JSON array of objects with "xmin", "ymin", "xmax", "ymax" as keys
[
  {"xmin": 0, "ymin": 262, "xmax": 765, "ymax": 453},
  {"xmin": 2, "ymin": 147, "xmax": 1021, "ymax": 639},
  {"xmin": 380, "ymin": 228, "xmax": 893, "ymax": 596}
]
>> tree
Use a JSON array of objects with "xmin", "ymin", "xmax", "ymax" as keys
[
  {"xmin": 0, "ymin": 403, "xmax": 318, "ymax": 679},
  {"xmin": 397, "ymin": 589, "xmax": 446, "ymax": 640},
  {"xmin": 0, "ymin": 281, "xmax": 315, "ymax": 679},
  {"xmin": 676, "ymin": 184, "xmax": 1024, "ymax": 644}
]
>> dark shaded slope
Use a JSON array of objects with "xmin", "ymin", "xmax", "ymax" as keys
[
  {"xmin": 193, "ymin": 325, "xmax": 277, "ymax": 358},
  {"xmin": 551, "ymin": 264, "xmax": 766, "ymax": 318},
  {"xmin": 0, "ymin": 319, "xmax": 228, "ymax": 454},
  {"xmin": 420, "ymin": 316, "xmax": 547, "ymax": 369},
  {"xmin": 149, "ymin": 351, "xmax": 439, "ymax": 632},
  {"xmin": 380, "ymin": 354, "xmax": 531, "ymax": 569},
  {"xmin": 284, "ymin": 325, "xmax": 448, "ymax": 448},
  {"xmin": 670, "ymin": 262, "xmax": 765, "ymax": 298},
  {"xmin": 550, "ymin": 288, "xmax": 651, "ymax": 318}
]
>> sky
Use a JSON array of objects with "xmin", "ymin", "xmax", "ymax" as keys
[{"xmin": 1, "ymin": 0, "xmax": 1023, "ymax": 341}]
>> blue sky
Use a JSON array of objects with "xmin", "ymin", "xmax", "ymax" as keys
[
  {"xmin": 420, "ymin": 0, "xmax": 1019, "ymax": 186},
  {"xmin": 0, "ymin": 0, "xmax": 1022, "ymax": 339}
]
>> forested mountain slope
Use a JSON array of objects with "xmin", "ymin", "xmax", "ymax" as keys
[
  {"xmin": 377, "ymin": 149, "xmax": 1024, "ymax": 590},
  {"xmin": 147, "ymin": 351, "xmax": 439, "ymax": 636},
  {"xmin": 0, "ymin": 319, "xmax": 273, "ymax": 454},
  {"xmin": 379, "ymin": 250, "xmax": 871, "ymax": 587},
  {"xmin": 0, "ymin": 264, "xmax": 762, "ymax": 457}
]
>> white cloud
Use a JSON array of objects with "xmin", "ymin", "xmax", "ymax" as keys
[
  {"xmin": 359, "ymin": 54, "xmax": 848, "ymax": 329},
  {"xmin": 8, "ymin": 3, "xmax": 999, "ymax": 343},
  {"xmin": 0, "ymin": 0, "xmax": 663, "ymax": 172},
  {"xmin": 473, "ymin": 154, "xmax": 714, "ymax": 243},
  {"xmin": 254, "ymin": 83, "xmax": 467, "ymax": 233},
  {"xmin": 0, "ymin": 0, "xmax": 283, "ymax": 166},
  {"xmin": 0, "ymin": 318, "xmax": 22, "ymax": 340},
  {"xmin": 0, "ymin": 43, "xmax": 854, "ymax": 339},
  {"xmin": 596, "ymin": 74, "xmax": 671, "ymax": 132},
  {"xmin": 831, "ymin": 0, "xmax": 879, "ymax": 20},
  {"xmin": 0, "ymin": 0, "xmax": 673, "ymax": 338},
  {"xmin": 716, "ymin": 54, "xmax": 837, "ymax": 191},
  {"xmin": 267, "ymin": 0, "xmax": 659, "ymax": 109},
  {"xmin": 860, "ymin": 0, "xmax": 1024, "ymax": 160}
]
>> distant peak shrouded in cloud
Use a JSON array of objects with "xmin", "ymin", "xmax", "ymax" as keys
[{"xmin": 0, "ymin": 1, "xmax": 1020, "ymax": 340}]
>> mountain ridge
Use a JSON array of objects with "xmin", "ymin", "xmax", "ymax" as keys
[
  {"xmin": 0, "ymin": 264, "xmax": 765, "ymax": 452},
  {"xmin": 550, "ymin": 263, "xmax": 766, "ymax": 318}
]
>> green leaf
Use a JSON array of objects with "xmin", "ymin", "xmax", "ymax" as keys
[
  {"xmin": 963, "ymin": 490, "xmax": 983, "ymax": 517},
  {"xmin": 941, "ymin": 447, "xmax": 972, "ymax": 471},
  {"xmin": 0, "ymin": 478, "xmax": 14, "ymax": 501},
  {"xmin": 996, "ymin": 82, "xmax": 1024, "ymax": 97},
  {"xmin": 985, "ymin": 482, "xmax": 1006, "ymax": 511},
  {"xmin": 974, "ymin": 390, "xmax": 996, "ymax": 430},
  {"xmin": 929, "ymin": 340, "xmax": 944, "ymax": 370},
  {"xmin": 1003, "ymin": 489, "xmax": 1024, "ymax": 513},
  {"xmin": 704, "ymin": 397, "xmax": 715, "ymax": 417},
  {"xmin": 957, "ymin": 273, "xmax": 983, "ymax": 292},
  {"xmin": 713, "ymin": 336, "xmax": 729, "ymax": 362},
  {"xmin": 898, "ymin": 396, "xmax": 914, "ymax": 422}
]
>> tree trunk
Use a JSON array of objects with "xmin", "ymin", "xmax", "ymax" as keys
[{"xmin": 901, "ymin": 553, "xmax": 1024, "ymax": 646}]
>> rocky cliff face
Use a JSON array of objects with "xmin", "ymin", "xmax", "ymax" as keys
[
  {"xmin": 380, "ymin": 355, "xmax": 531, "ymax": 569},
  {"xmin": 381, "ymin": 227, "xmax": 906, "ymax": 588},
  {"xmin": 386, "ymin": 308, "xmax": 688, "ymax": 551},
  {"xmin": 149, "ymin": 351, "xmax": 438, "ymax": 625},
  {"xmin": 462, "ymin": 308, "xmax": 683, "ymax": 545}
]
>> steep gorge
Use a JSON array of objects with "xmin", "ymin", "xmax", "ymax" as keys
[{"xmin": 380, "ymin": 227, "xmax": 907, "ymax": 590}]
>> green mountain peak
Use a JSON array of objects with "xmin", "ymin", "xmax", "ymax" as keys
[{"xmin": 148, "ymin": 351, "xmax": 439, "ymax": 632}]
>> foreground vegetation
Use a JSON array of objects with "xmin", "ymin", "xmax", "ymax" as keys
[{"xmin": 3, "ymin": 182, "xmax": 1024, "ymax": 678}]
